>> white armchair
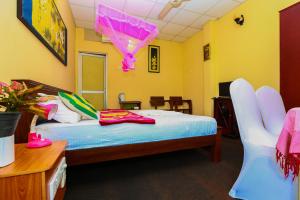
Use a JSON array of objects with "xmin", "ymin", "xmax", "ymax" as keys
[
  {"xmin": 256, "ymin": 86, "xmax": 286, "ymax": 136},
  {"xmin": 229, "ymin": 78, "xmax": 296, "ymax": 200}
]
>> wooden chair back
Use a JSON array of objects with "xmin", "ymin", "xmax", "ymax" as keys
[
  {"xmin": 169, "ymin": 96, "xmax": 183, "ymax": 106},
  {"xmin": 169, "ymin": 96, "xmax": 193, "ymax": 114},
  {"xmin": 150, "ymin": 96, "xmax": 166, "ymax": 109}
]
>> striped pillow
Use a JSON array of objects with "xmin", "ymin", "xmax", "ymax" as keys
[
  {"xmin": 73, "ymin": 94, "xmax": 97, "ymax": 113},
  {"xmin": 58, "ymin": 92, "xmax": 98, "ymax": 120}
]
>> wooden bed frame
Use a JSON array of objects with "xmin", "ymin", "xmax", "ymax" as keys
[{"xmin": 13, "ymin": 79, "xmax": 222, "ymax": 166}]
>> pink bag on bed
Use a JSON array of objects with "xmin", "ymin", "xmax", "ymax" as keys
[{"xmin": 99, "ymin": 110, "xmax": 155, "ymax": 126}]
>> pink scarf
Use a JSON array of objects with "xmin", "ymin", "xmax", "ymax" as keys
[
  {"xmin": 99, "ymin": 109, "xmax": 155, "ymax": 126},
  {"xmin": 276, "ymin": 108, "xmax": 300, "ymax": 179}
]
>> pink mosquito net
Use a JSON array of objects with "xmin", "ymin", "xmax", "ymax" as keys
[{"xmin": 95, "ymin": 4, "xmax": 159, "ymax": 72}]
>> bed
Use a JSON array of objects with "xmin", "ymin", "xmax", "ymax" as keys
[{"xmin": 13, "ymin": 79, "xmax": 222, "ymax": 166}]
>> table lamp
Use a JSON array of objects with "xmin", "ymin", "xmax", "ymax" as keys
[{"xmin": 27, "ymin": 104, "xmax": 58, "ymax": 148}]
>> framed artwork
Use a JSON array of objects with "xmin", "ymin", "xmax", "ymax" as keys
[
  {"xmin": 17, "ymin": 0, "xmax": 68, "ymax": 65},
  {"xmin": 148, "ymin": 45, "xmax": 160, "ymax": 73},
  {"xmin": 203, "ymin": 43, "xmax": 210, "ymax": 61}
]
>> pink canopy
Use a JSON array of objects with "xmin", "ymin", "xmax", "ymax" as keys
[{"xmin": 95, "ymin": 4, "xmax": 159, "ymax": 72}]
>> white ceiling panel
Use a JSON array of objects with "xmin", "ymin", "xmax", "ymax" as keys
[
  {"xmin": 161, "ymin": 7, "xmax": 181, "ymax": 22},
  {"xmin": 156, "ymin": 0, "xmax": 172, "ymax": 4},
  {"xmin": 174, "ymin": 35, "xmax": 188, "ymax": 42},
  {"xmin": 69, "ymin": 0, "xmax": 246, "ymax": 42},
  {"xmin": 157, "ymin": 33, "xmax": 175, "ymax": 41},
  {"xmin": 96, "ymin": 0, "xmax": 126, "ymax": 11},
  {"xmin": 124, "ymin": 0, "xmax": 155, "ymax": 18},
  {"xmin": 161, "ymin": 23, "xmax": 185, "ymax": 35},
  {"xmin": 206, "ymin": 0, "xmax": 240, "ymax": 18},
  {"xmin": 170, "ymin": 10, "xmax": 200, "ymax": 26},
  {"xmin": 71, "ymin": 4, "xmax": 95, "ymax": 21},
  {"xmin": 178, "ymin": 27, "xmax": 200, "ymax": 38},
  {"xmin": 191, "ymin": 15, "xmax": 215, "ymax": 29},
  {"xmin": 147, "ymin": 3, "xmax": 165, "ymax": 19},
  {"xmin": 146, "ymin": 18, "xmax": 167, "ymax": 29},
  {"xmin": 183, "ymin": 0, "xmax": 219, "ymax": 14},
  {"xmin": 69, "ymin": 0, "xmax": 94, "ymax": 7}
]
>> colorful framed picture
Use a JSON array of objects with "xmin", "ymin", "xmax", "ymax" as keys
[
  {"xmin": 203, "ymin": 43, "xmax": 210, "ymax": 61},
  {"xmin": 148, "ymin": 45, "xmax": 160, "ymax": 73},
  {"xmin": 17, "ymin": 0, "xmax": 68, "ymax": 65}
]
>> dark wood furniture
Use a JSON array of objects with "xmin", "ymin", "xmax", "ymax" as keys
[
  {"xmin": 13, "ymin": 80, "xmax": 222, "ymax": 166},
  {"xmin": 66, "ymin": 134, "xmax": 221, "ymax": 166},
  {"xmin": 280, "ymin": 2, "xmax": 300, "ymax": 110},
  {"xmin": 169, "ymin": 96, "xmax": 193, "ymax": 114},
  {"xmin": 213, "ymin": 97, "xmax": 239, "ymax": 138},
  {"xmin": 149, "ymin": 96, "xmax": 171, "ymax": 110},
  {"xmin": 119, "ymin": 101, "xmax": 141, "ymax": 110},
  {"xmin": 0, "ymin": 141, "xmax": 67, "ymax": 200}
]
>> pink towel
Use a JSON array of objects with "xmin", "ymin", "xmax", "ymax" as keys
[
  {"xmin": 99, "ymin": 109, "xmax": 155, "ymax": 126},
  {"xmin": 276, "ymin": 108, "xmax": 300, "ymax": 179}
]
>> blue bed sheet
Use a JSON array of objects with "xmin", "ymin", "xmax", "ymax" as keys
[{"xmin": 37, "ymin": 110, "xmax": 217, "ymax": 150}]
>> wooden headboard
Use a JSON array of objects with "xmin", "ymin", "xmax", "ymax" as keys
[{"xmin": 12, "ymin": 79, "xmax": 72, "ymax": 144}]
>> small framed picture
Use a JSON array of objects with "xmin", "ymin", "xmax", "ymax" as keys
[
  {"xmin": 203, "ymin": 43, "xmax": 210, "ymax": 61},
  {"xmin": 148, "ymin": 45, "xmax": 160, "ymax": 73}
]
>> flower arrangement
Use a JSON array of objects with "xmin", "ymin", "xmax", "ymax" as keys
[{"xmin": 0, "ymin": 81, "xmax": 46, "ymax": 115}]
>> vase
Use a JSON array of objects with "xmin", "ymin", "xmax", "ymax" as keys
[{"xmin": 0, "ymin": 112, "xmax": 21, "ymax": 167}]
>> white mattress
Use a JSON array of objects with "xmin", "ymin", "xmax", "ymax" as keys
[{"xmin": 36, "ymin": 110, "xmax": 217, "ymax": 150}]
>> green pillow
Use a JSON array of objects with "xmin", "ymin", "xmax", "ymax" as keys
[
  {"xmin": 73, "ymin": 94, "xmax": 97, "ymax": 113},
  {"xmin": 59, "ymin": 92, "xmax": 98, "ymax": 120}
]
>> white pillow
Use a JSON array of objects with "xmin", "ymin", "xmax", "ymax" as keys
[{"xmin": 42, "ymin": 98, "xmax": 81, "ymax": 123}]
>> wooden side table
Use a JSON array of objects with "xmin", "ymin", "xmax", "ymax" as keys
[
  {"xmin": 120, "ymin": 101, "xmax": 142, "ymax": 110},
  {"xmin": 213, "ymin": 97, "xmax": 239, "ymax": 138},
  {"xmin": 0, "ymin": 141, "xmax": 67, "ymax": 200}
]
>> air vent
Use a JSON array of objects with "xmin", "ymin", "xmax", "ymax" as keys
[{"xmin": 84, "ymin": 29, "xmax": 111, "ymax": 43}]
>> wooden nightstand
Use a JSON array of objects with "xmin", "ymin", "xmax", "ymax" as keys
[
  {"xmin": 120, "ymin": 101, "xmax": 142, "ymax": 110},
  {"xmin": 0, "ymin": 141, "xmax": 67, "ymax": 200},
  {"xmin": 213, "ymin": 97, "xmax": 239, "ymax": 138}
]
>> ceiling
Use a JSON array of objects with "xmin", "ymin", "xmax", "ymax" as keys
[{"xmin": 68, "ymin": 0, "xmax": 245, "ymax": 42}]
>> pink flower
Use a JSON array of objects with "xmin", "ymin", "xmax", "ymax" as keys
[
  {"xmin": 0, "ymin": 82, "xmax": 9, "ymax": 87},
  {"xmin": 10, "ymin": 81, "xmax": 24, "ymax": 91},
  {"xmin": 6, "ymin": 86, "xmax": 14, "ymax": 93}
]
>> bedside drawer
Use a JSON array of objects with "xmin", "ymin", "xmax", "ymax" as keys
[
  {"xmin": 48, "ymin": 157, "xmax": 67, "ymax": 200},
  {"xmin": 0, "ymin": 141, "xmax": 67, "ymax": 200}
]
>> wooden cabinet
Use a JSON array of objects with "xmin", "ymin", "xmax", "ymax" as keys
[
  {"xmin": 213, "ymin": 97, "xmax": 239, "ymax": 138},
  {"xmin": 0, "ymin": 141, "xmax": 67, "ymax": 200},
  {"xmin": 280, "ymin": 2, "xmax": 300, "ymax": 110},
  {"xmin": 120, "ymin": 101, "xmax": 142, "ymax": 110}
]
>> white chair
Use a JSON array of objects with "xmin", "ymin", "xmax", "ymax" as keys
[
  {"xmin": 256, "ymin": 86, "xmax": 286, "ymax": 136},
  {"xmin": 229, "ymin": 78, "xmax": 296, "ymax": 200}
]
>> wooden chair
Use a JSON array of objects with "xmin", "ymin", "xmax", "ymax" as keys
[
  {"xmin": 150, "ymin": 96, "xmax": 170, "ymax": 110},
  {"xmin": 169, "ymin": 96, "xmax": 193, "ymax": 114}
]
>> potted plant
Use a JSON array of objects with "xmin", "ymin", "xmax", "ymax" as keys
[{"xmin": 0, "ymin": 81, "xmax": 44, "ymax": 167}]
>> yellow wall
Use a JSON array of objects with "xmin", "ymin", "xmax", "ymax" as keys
[
  {"xmin": 183, "ymin": 0, "xmax": 300, "ymax": 116},
  {"xmin": 3, "ymin": 0, "xmax": 298, "ymax": 115},
  {"xmin": 75, "ymin": 28, "xmax": 184, "ymax": 109},
  {"xmin": 215, "ymin": 0, "xmax": 300, "ymax": 89},
  {"xmin": 0, "ymin": 0, "xmax": 76, "ymax": 91},
  {"xmin": 183, "ymin": 31, "xmax": 204, "ymax": 115}
]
